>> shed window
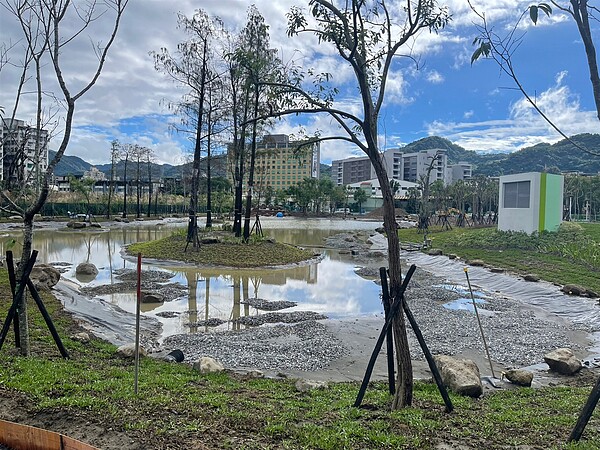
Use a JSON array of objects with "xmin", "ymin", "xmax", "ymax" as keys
[{"xmin": 503, "ymin": 181, "xmax": 530, "ymax": 208}]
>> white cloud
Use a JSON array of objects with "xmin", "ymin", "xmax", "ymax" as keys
[{"xmin": 427, "ymin": 70, "xmax": 444, "ymax": 84}]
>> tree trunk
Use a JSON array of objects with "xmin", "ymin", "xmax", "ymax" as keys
[
  {"xmin": 243, "ymin": 83, "xmax": 260, "ymax": 241},
  {"xmin": 372, "ymin": 154, "xmax": 413, "ymax": 409}
]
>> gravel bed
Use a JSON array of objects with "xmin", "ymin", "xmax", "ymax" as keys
[
  {"xmin": 241, "ymin": 297, "xmax": 297, "ymax": 311},
  {"xmin": 234, "ymin": 311, "xmax": 327, "ymax": 327},
  {"xmin": 113, "ymin": 268, "xmax": 175, "ymax": 282},
  {"xmin": 164, "ymin": 320, "xmax": 345, "ymax": 371},
  {"xmin": 403, "ymin": 268, "xmax": 588, "ymax": 366},
  {"xmin": 81, "ymin": 281, "xmax": 187, "ymax": 301}
]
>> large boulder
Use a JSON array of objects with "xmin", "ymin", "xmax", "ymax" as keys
[
  {"xmin": 29, "ymin": 264, "xmax": 61, "ymax": 290},
  {"xmin": 76, "ymin": 262, "xmax": 98, "ymax": 276},
  {"xmin": 562, "ymin": 284, "xmax": 587, "ymax": 296},
  {"xmin": 295, "ymin": 379, "xmax": 328, "ymax": 393},
  {"xmin": 141, "ymin": 291, "xmax": 164, "ymax": 303},
  {"xmin": 193, "ymin": 356, "xmax": 224, "ymax": 374},
  {"xmin": 544, "ymin": 348, "xmax": 582, "ymax": 375},
  {"xmin": 116, "ymin": 343, "xmax": 147, "ymax": 358},
  {"xmin": 434, "ymin": 355, "xmax": 483, "ymax": 398},
  {"xmin": 503, "ymin": 369, "xmax": 534, "ymax": 387}
]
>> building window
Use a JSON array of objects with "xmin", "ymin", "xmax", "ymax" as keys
[{"xmin": 503, "ymin": 180, "xmax": 530, "ymax": 208}]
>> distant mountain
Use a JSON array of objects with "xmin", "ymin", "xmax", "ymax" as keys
[
  {"xmin": 51, "ymin": 151, "xmax": 228, "ymax": 180},
  {"xmin": 400, "ymin": 136, "xmax": 480, "ymax": 163},
  {"xmin": 50, "ymin": 151, "xmax": 92, "ymax": 176},
  {"xmin": 320, "ymin": 163, "xmax": 331, "ymax": 179},
  {"xmin": 396, "ymin": 134, "xmax": 600, "ymax": 176}
]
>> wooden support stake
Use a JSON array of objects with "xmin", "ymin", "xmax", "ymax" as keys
[
  {"xmin": 379, "ymin": 267, "xmax": 395, "ymax": 395},
  {"xmin": 25, "ymin": 279, "xmax": 69, "ymax": 359},
  {"xmin": 6, "ymin": 252, "xmax": 19, "ymax": 348},
  {"xmin": 0, "ymin": 251, "xmax": 38, "ymax": 351},
  {"xmin": 402, "ymin": 299, "xmax": 453, "ymax": 412},
  {"xmin": 354, "ymin": 265, "xmax": 416, "ymax": 408},
  {"xmin": 569, "ymin": 375, "xmax": 600, "ymax": 442}
]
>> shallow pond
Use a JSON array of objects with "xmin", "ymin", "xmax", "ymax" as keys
[{"xmin": 3, "ymin": 217, "xmax": 386, "ymax": 341}]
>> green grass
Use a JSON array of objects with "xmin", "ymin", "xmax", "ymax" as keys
[
  {"xmin": 398, "ymin": 222, "xmax": 600, "ymax": 293},
  {"xmin": 127, "ymin": 229, "xmax": 315, "ymax": 268},
  {"xmin": 1, "ymin": 271, "xmax": 600, "ymax": 449}
]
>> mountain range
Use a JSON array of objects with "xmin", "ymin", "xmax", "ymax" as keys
[{"xmin": 51, "ymin": 133, "xmax": 600, "ymax": 179}]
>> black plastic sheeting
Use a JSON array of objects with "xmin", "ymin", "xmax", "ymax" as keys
[{"xmin": 405, "ymin": 252, "xmax": 600, "ymax": 352}]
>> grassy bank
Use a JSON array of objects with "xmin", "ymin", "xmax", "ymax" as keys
[
  {"xmin": 0, "ymin": 271, "xmax": 600, "ymax": 448},
  {"xmin": 398, "ymin": 222, "xmax": 600, "ymax": 294},
  {"xmin": 127, "ymin": 229, "xmax": 315, "ymax": 268}
]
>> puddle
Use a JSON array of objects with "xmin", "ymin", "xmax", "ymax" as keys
[{"xmin": 443, "ymin": 297, "xmax": 486, "ymax": 312}]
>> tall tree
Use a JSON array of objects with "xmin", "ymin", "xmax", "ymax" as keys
[
  {"xmin": 0, "ymin": 0, "xmax": 128, "ymax": 355},
  {"xmin": 107, "ymin": 140, "xmax": 120, "ymax": 218},
  {"xmin": 153, "ymin": 10, "xmax": 221, "ymax": 246},
  {"xmin": 281, "ymin": 0, "xmax": 449, "ymax": 408}
]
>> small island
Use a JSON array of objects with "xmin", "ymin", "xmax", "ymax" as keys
[{"xmin": 127, "ymin": 229, "xmax": 317, "ymax": 268}]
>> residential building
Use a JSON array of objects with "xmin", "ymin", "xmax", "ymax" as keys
[
  {"xmin": 331, "ymin": 155, "xmax": 374, "ymax": 186},
  {"xmin": 446, "ymin": 162, "xmax": 473, "ymax": 185},
  {"xmin": 0, "ymin": 118, "xmax": 49, "ymax": 186},
  {"xmin": 229, "ymin": 134, "xmax": 320, "ymax": 193},
  {"xmin": 83, "ymin": 166, "xmax": 107, "ymax": 181},
  {"xmin": 402, "ymin": 148, "xmax": 448, "ymax": 184}
]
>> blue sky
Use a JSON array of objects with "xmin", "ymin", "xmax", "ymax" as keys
[{"xmin": 1, "ymin": 0, "xmax": 598, "ymax": 166}]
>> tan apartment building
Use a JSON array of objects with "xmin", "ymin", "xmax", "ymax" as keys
[{"xmin": 229, "ymin": 134, "xmax": 320, "ymax": 194}]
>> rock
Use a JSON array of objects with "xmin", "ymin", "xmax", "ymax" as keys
[
  {"xmin": 375, "ymin": 226, "xmax": 385, "ymax": 233},
  {"xmin": 351, "ymin": 250, "xmax": 360, "ymax": 255},
  {"xmin": 503, "ymin": 369, "xmax": 533, "ymax": 387},
  {"xmin": 29, "ymin": 264, "xmax": 61, "ymax": 290},
  {"xmin": 469, "ymin": 259, "xmax": 485, "ymax": 267},
  {"xmin": 434, "ymin": 355, "xmax": 483, "ymax": 398},
  {"xmin": 586, "ymin": 289, "xmax": 599, "ymax": 298},
  {"xmin": 70, "ymin": 221, "xmax": 87, "ymax": 229},
  {"xmin": 295, "ymin": 379, "xmax": 328, "ymax": 393},
  {"xmin": 75, "ymin": 262, "xmax": 98, "ymax": 276},
  {"xmin": 428, "ymin": 249, "xmax": 443, "ymax": 256},
  {"xmin": 447, "ymin": 254, "xmax": 457, "ymax": 260},
  {"xmin": 8, "ymin": 215, "xmax": 21, "ymax": 220},
  {"xmin": 89, "ymin": 223, "xmax": 102, "ymax": 228},
  {"xmin": 490, "ymin": 267, "xmax": 504, "ymax": 273},
  {"xmin": 523, "ymin": 274, "xmax": 540, "ymax": 282},
  {"xmin": 193, "ymin": 356, "xmax": 224, "ymax": 374},
  {"xmin": 200, "ymin": 237, "xmax": 220, "ymax": 244},
  {"xmin": 116, "ymin": 343, "xmax": 147, "ymax": 358},
  {"xmin": 141, "ymin": 291, "xmax": 164, "ymax": 303},
  {"xmin": 544, "ymin": 348, "xmax": 582, "ymax": 375},
  {"xmin": 562, "ymin": 284, "xmax": 587, "ymax": 296},
  {"xmin": 71, "ymin": 332, "xmax": 90, "ymax": 343},
  {"xmin": 246, "ymin": 370, "xmax": 264, "ymax": 378}
]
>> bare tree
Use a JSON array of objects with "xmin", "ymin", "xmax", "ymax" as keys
[
  {"xmin": 470, "ymin": 1, "xmax": 599, "ymax": 156},
  {"xmin": 0, "ymin": 0, "xmax": 128, "ymax": 355},
  {"xmin": 107, "ymin": 140, "xmax": 120, "ymax": 219},
  {"xmin": 281, "ymin": 0, "xmax": 449, "ymax": 408}
]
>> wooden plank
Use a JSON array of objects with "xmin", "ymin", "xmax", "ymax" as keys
[{"xmin": 0, "ymin": 419, "xmax": 99, "ymax": 450}]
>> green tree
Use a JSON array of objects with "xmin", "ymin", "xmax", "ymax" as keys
[
  {"xmin": 284, "ymin": 1, "xmax": 449, "ymax": 408},
  {"xmin": 69, "ymin": 176, "xmax": 96, "ymax": 222},
  {"xmin": 353, "ymin": 188, "xmax": 369, "ymax": 214}
]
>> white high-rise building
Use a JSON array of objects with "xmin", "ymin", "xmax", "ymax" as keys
[{"xmin": 0, "ymin": 119, "xmax": 49, "ymax": 186}]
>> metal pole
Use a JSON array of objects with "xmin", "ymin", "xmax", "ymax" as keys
[
  {"xmin": 134, "ymin": 253, "xmax": 141, "ymax": 394},
  {"xmin": 464, "ymin": 267, "xmax": 495, "ymax": 378}
]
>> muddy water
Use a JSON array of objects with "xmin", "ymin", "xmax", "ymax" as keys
[{"xmin": 1, "ymin": 218, "xmax": 385, "ymax": 343}]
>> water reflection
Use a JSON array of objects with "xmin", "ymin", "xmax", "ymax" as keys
[{"xmin": 0, "ymin": 218, "xmax": 384, "ymax": 339}]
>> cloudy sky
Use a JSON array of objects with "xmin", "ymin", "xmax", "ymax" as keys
[{"xmin": 0, "ymin": 0, "xmax": 598, "ymax": 166}]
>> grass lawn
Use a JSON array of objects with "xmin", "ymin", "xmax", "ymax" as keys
[
  {"xmin": 1, "ymin": 269, "xmax": 600, "ymax": 448},
  {"xmin": 398, "ymin": 222, "xmax": 600, "ymax": 294}
]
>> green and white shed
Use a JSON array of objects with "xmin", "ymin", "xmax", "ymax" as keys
[{"xmin": 498, "ymin": 172, "xmax": 564, "ymax": 234}]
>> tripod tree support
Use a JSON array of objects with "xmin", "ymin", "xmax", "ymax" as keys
[
  {"xmin": 6, "ymin": 252, "xmax": 20, "ymax": 348},
  {"xmin": 0, "ymin": 251, "xmax": 38, "ymax": 351}
]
